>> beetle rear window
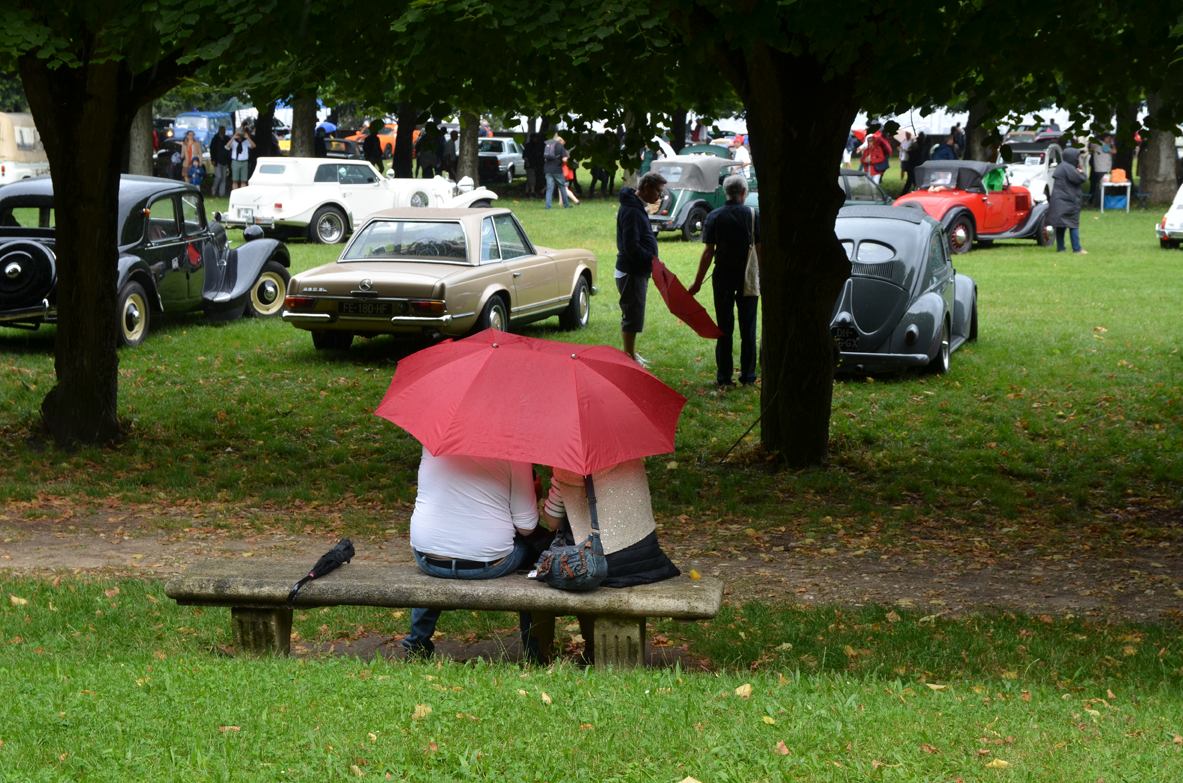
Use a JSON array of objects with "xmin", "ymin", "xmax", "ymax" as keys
[
  {"xmin": 257, "ymin": 164, "xmax": 286, "ymax": 175},
  {"xmin": 344, "ymin": 220, "xmax": 467, "ymax": 262},
  {"xmin": 856, "ymin": 241, "xmax": 894, "ymax": 263}
]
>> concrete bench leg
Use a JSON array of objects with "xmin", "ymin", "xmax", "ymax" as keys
[
  {"xmin": 231, "ymin": 607, "xmax": 292, "ymax": 657},
  {"xmin": 593, "ymin": 615, "xmax": 645, "ymax": 669},
  {"xmin": 528, "ymin": 613, "xmax": 556, "ymax": 664}
]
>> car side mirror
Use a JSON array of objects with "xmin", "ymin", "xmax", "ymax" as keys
[{"xmin": 212, "ymin": 211, "xmax": 222, "ymax": 223}]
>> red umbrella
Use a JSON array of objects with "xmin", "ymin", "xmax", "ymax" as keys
[
  {"xmin": 374, "ymin": 330, "xmax": 686, "ymax": 476},
  {"xmin": 650, "ymin": 257, "xmax": 724, "ymax": 339}
]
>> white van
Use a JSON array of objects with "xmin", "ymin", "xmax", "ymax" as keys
[{"xmin": 0, "ymin": 113, "xmax": 50, "ymax": 185}]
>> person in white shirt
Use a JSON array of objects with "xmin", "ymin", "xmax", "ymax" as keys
[
  {"xmin": 225, "ymin": 125, "xmax": 254, "ymax": 190},
  {"xmin": 403, "ymin": 447, "xmax": 553, "ymax": 657},
  {"xmin": 898, "ymin": 131, "xmax": 915, "ymax": 180},
  {"xmin": 730, "ymin": 135, "xmax": 752, "ymax": 176}
]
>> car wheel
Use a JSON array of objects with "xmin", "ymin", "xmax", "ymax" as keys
[
  {"xmin": 311, "ymin": 329, "xmax": 354, "ymax": 351},
  {"xmin": 117, "ymin": 281, "xmax": 150, "ymax": 348},
  {"xmin": 559, "ymin": 275, "xmax": 591, "ymax": 330},
  {"xmin": 506, "ymin": 166, "xmax": 515, "ymax": 183},
  {"xmin": 470, "ymin": 295, "xmax": 509, "ymax": 335},
  {"xmin": 1036, "ymin": 222, "xmax": 1055, "ymax": 247},
  {"xmin": 927, "ymin": 318, "xmax": 951, "ymax": 375},
  {"xmin": 309, "ymin": 206, "xmax": 348, "ymax": 244},
  {"xmin": 682, "ymin": 207, "xmax": 708, "ymax": 242},
  {"xmin": 246, "ymin": 260, "xmax": 290, "ymax": 318},
  {"xmin": 0, "ymin": 240, "xmax": 56, "ymax": 310},
  {"xmin": 470, "ymin": 199, "xmax": 492, "ymax": 208},
  {"xmin": 383, "ymin": 144, "xmax": 393, "ymax": 159},
  {"xmin": 968, "ymin": 293, "xmax": 978, "ymax": 341},
  {"xmin": 947, "ymin": 215, "xmax": 974, "ymax": 254}
]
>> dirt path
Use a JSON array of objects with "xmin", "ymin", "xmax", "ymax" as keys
[{"xmin": 2, "ymin": 512, "xmax": 1179, "ymax": 625}]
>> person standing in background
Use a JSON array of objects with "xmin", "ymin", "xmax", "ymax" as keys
[
  {"xmin": 898, "ymin": 131, "xmax": 914, "ymax": 180},
  {"xmin": 226, "ymin": 124, "xmax": 254, "ymax": 190},
  {"xmin": 614, "ymin": 171, "xmax": 667, "ymax": 365},
  {"xmin": 1047, "ymin": 147, "xmax": 1088, "ymax": 254},
  {"xmin": 543, "ymin": 135, "xmax": 570, "ymax": 209},
  {"xmin": 362, "ymin": 120, "xmax": 385, "ymax": 175},
  {"xmin": 210, "ymin": 126, "xmax": 230, "ymax": 197},
  {"xmin": 1089, "ymin": 133, "xmax": 1113, "ymax": 208}
]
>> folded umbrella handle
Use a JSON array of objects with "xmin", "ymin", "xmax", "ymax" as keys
[{"xmin": 287, "ymin": 572, "xmax": 315, "ymax": 605}]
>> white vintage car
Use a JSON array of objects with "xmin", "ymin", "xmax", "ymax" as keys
[
  {"xmin": 1004, "ymin": 143, "xmax": 1062, "ymax": 203},
  {"xmin": 1155, "ymin": 182, "xmax": 1183, "ymax": 249},
  {"xmin": 223, "ymin": 157, "xmax": 498, "ymax": 243},
  {"xmin": 0, "ymin": 113, "xmax": 51, "ymax": 185}
]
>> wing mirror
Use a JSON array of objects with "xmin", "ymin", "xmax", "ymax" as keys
[
  {"xmin": 212, "ymin": 211, "xmax": 223, "ymax": 222},
  {"xmin": 457, "ymin": 176, "xmax": 474, "ymax": 193}
]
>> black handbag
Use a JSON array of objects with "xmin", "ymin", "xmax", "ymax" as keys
[{"xmin": 532, "ymin": 475, "xmax": 608, "ymax": 592}]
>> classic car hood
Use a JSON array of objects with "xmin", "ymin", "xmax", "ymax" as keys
[{"xmin": 292, "ymin": 260, "xmax": 471, "ymax": 298}]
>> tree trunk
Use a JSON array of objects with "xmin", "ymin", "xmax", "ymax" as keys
[
  {"xmin": 707, "ymin": 34, "xmax": 865, "ymax": 466},
  {"xmin": 1142, "ymin": 94, "xmax": 1177, "ymax": 203},
  {"xmin": 965, "ymin": 99, "xmax": 990, "ymax": 162},
  {"xmin": 127, "ymin": 101, "xmax": 154, "ymax": 176},
  {"xmin": 393, "ymin": 101, "xmax": 417, "ymax": 178},
  {"xmin": 1113, "ymin": 101, "xmax": 1140, "ymax": 175},
  {"xmin": 290, "ymin": 92, "xmax": 317, "ymax": 158},
  {"xmin": 19, "ymin": 56, "xmax": 135, "ymax": 446},
  {"xmin": 457, "ymin": 110, "xmax": 480, "ymax": 182},
  {"xmin": 670, "ymin": 106, "xmax": 687, "ymax": 153}
]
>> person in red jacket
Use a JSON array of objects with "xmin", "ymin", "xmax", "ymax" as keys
[{"xmin": 859, "ymin": 130, "xmax": 892, "ymax": 184}]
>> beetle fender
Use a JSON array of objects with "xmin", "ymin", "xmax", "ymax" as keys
[
  {"xmin": 951, "ymin": 274, "xmax": 977, "ymax": 341},
  {"xmin": 888, "ymin": 291, "xmax": 946, "ymax": 360}
]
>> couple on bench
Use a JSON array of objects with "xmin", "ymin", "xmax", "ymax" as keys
[{"xmin": 403, "ymin": 447, "xmax": 680, "ymax": 658}]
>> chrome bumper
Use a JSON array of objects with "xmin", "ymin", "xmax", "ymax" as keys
[
  {"xmin": 837, "ymin": 350, "xmax": 931, "ymax": 368},
  {"xmin": 0, "ymin": 299, "xmax": 54, "ymax": 323},
  {"xmin": 1156, "ymin": 227, "xmax": 1183, "ymax": 240},
  {"xmin": 282, "ymin": 311, "xmax": 453, "ymax": 328},
  {"xmin": 223, "ymin": 216, "xmax": 277, "ymax": 229}
]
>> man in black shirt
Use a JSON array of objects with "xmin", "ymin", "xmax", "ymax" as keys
[
  {"xmin": 689, "ymin": 174, "xmax": 761, "ymax": 386},
  {"xmin": 210, "ymin": 126, "xmax": 230, "ymax": 197},
  {"xmin": 543, "ymin": 135, "xmax": 569, "ymax": 209},
  {"xmin": 362, "ymin": 119, "xmax": 385, "ymax": 174}
]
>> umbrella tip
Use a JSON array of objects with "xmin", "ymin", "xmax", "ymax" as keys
[
  {"xmin": 492, "ymin": 343, "xmax": 498, "ymax": 348},
  {"xmin": 571, "ymin": 354, "xmax": 577, "ymax": 358}
]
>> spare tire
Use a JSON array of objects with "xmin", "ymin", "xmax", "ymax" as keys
[{"xmin": 0, "ymin": 241, "xmax": 56, "ymax": 309}]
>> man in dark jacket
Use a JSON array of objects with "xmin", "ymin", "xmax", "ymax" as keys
[
  {"xmin": 210, "ymin": 126, "xmax": 230, "ymax": 197},
  {"xmin": 1046, "ymin": 146, "xmax": 1087, "ymax": 254},
  {"xmin": 362, "ymin": 119, "xmax": 385, "ymax": 174},
  {"xmin": 543, "ymin": 135, "xmax": 570, "ymax": 209},
  {"xmin": 615, "ymin": 172, "xmax": 666, "ymax": 364},
  {"xmin": 931, "ymin": 135, "xmax": 957, "ymax": 161}
]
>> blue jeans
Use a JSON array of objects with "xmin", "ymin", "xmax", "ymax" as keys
[
  {"xmin": 1055, "ymin": 227, "xmax": 1081, "ymax": 252},
  {"xmin": 714, "ymin": 285, "xmax": 759, "ymax": 384},
  {"xmin": 545, "ymin": 172, "xmax": 569, "ymax": 209},
  {"xmin": 403, "ymin": 540, "xmax": 537, "ymax": 658}
]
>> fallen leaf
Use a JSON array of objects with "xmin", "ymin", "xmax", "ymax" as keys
[
  {"xmin": 762, "ymin": 716, "xmax": 776, "ymax": 725},
  {"xmin": 218, "ymin": 726, "xmax": 240, "ymax": 732},
  {"xmin": 1000, "ymin": 671, "xmax": 1018, "ymax": 680},
  {"xmin": 1093, "ymin": 326, "xmax": 1107, "ymax": 332},
  {"xmin": 920, "ymin": 743, "xmax": 939, "ymax": 754},
  {"xmin": 411, "ymin": 704, "xmax": 432, "ymax": 720},
  {"xmin": 8, "ymin": 594, "xmax": 27, "ymax": 607},
  {"xmin": 51, "ymin": 576, "xmax": 61, "ymax": 588},
  {"xmin": 774, "ymin": 741, "xmax": 789, "ymax": 756},
  {"xmin": 580, "ymin": 723, "xmax": 594, "ymax": 730},
  {"xmin": 926, "ymin": 684, "xmax": 947, "ymax": 691},
  {"xmin": 242, "ymin": 552, "xmax": 254, "ymax": 558},
  {"xmin": 1173, "ymin": 735, "xmax": 1182, "ymax": 745},
  {"xmin": 1107, "ymin": 689, "xmax": 1117, "ymax": 699},
  {"xmin": 885, "ymin": 611, "xmax": 900, "ymax": 623},
  {"xmin": 1085, "ymin": 708, "xmax": 1101, "ymax": 717},
  {"xmin": 368, "ymin": 733, "xmax": 377, "ymax": 742},
  {"xmin": 541, "ymin": 692, "xmax": 552, "ymax": 705},
  {"xmin": 972, "ymin": 685, "xmax": 988, "ymax": 694},
  {"xmin": 518, "ymin": 689, "xmax": 527, "ymax": 696},
  {"xmin": 104, "ymin": 587, "xmax": 120, "ymax": 598},
  {"xmin": 735, "ymin": 683, "xmax": 753, "ymax": 699},
  {"xmin": 679, "ymin": 778, "xmax": 704, "ymax": 783},
  {"xmin": 984, "ymin": 759, "xmax": 1011, "ymax": 769},
  {"xmin": 776, "ymin": 642, "xmax": 793, "ymax": 651},
  {"xmin": 666, "ymin": 461, "xmax": 678, "ymax": 470},
  {"xmin": 844, "ymin": 645, "xmax": 857, "ymax": 658},
  {"xmin": 424, "ymin": 743, "xmax": 438, "ymax": 753},
  {"xmin": 1122, "ymin": 645, "xmax": 1137, "ymax": 657},
  {"xmin": 350, "ymin": 764, "xmax": 363, "ymax": 777}
]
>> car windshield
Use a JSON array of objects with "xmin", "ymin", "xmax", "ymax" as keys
[
  {"xmin": 344, "ymin": 220, "xmax": 468, "ymax": 262},
  {"xmin": 176, "ymin": 116, "xmax": 216, "ymax": 131},
  {"xmin": 478, "ymin": 140, "xmax": 504, "ymax": 153}
]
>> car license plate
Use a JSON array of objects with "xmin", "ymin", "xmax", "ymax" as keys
[
  {"xmin": 831, "ymin": 325, "xmax": 859, "ymax": 351},
  {"xmin": 339, "ymin": 300, "xmax": 393, "ymax": 317},
  {"xmin": 240, "ymin": 208, "xmax": 254, "ymax": 222}
]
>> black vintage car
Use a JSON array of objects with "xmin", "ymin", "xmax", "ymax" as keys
[
  {"xmin": 0, "ymin": 175, "xmax": 291, "ymax": 346},
  {"xmin": 831, "ymin": 205, "xmax": 978, "ymax": 374}
]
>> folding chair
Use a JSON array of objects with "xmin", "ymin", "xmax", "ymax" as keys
[{"xmin": 1134, "ymin": 180, "xmax": 1151, "ymax": 210}]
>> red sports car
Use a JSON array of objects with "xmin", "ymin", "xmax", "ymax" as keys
[{"xmin": 893, "ymin": 161, "xmax": 1054, "ymax": 254}]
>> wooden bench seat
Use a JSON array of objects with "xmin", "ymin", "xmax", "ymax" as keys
[{"xmin": 164, "ymin": 560, "xmax": 723, "ymax": 669}]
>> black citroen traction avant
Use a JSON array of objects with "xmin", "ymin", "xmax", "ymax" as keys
[{"xmin": 0, "ymin": 175, "xmax": 291, "ymax": 346}]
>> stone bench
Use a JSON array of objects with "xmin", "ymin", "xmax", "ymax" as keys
[{"xmin": 164, "ymin": 560, "xmax": 723, "ymax": 669}]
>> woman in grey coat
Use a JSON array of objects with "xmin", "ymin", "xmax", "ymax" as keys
[{"xmin": 1045, "ymin": 147, "xmax": 1088, "ymax": 254}]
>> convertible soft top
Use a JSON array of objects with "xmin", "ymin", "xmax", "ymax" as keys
[
  {"xmin": 914, "ymin": 160, "xmax": 1004, "ymax": 192},
  {"xmin": 650, "ymin": 156, "xmax": 743, "ymax": 192},
  {"xmin": 838, "ymin": 205, "xmax": 927, "ymax": 224}
]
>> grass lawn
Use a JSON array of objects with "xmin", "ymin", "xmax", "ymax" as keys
[
  {"xmin": 1, "ymin": 176, "xmax": 1179, "ymax": 561},
  {"xmin": 2, "ymin": 577, "xmax": 1181, "ymax": 781}
]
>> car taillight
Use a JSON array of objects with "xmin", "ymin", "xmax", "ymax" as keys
[
  {"xmin": 410, "ymin": 300, "xmax": 446, "ymax": 314},
  {"xmin": 274, "ymin": 203, "xmax": 282, "ymax": 210},
  {"xmin": 284, "ymin": 296, "xmax": 316, "ymax": 309},
  {"xmin": 1161, "ymin": 217, "xmax": 1168, "ymax": 228}
]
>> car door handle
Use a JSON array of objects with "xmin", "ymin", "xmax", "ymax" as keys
[{"xmin": 513, "ymin": 272, "xmax": 522, "ymax": 277}]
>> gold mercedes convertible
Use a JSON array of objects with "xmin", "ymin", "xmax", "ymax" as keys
[{"xmin": 282, "ymin": 207, "xmax": 597, "ymax": 350}]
